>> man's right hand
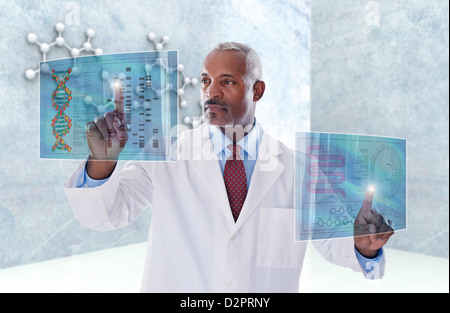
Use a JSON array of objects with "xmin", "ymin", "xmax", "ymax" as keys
[{"xmin": 85, "ymin": 83, "xmax": 128, "ymax": 179}]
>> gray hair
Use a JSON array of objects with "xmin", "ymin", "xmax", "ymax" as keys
[{"xmin": 214, "ymin": 42, "xmax": 263, "ymax": 83}]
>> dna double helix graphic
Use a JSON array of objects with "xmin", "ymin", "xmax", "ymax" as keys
[
  {"xmin": 50, "ymin": 68, "xmax": 72, "ymax": 152},
  {"xmin": 306, "ymin": 145, "xmax": 346, "ymax": 197}
]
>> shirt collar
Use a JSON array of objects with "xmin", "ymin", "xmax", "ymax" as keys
[{"xmin": 209, "ymin": 120, "xmax": 260, "ymax": 160}]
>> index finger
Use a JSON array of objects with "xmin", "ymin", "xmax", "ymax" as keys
[
  {"xmin": 114, "ymin": 82, "xmax": 125, "ymax": 114},
  {"xmin": 357, "ymin": 186, "xmax": 375, "ymax": 223},
  {"xmin": 362, "ymin": 185, "xmax": 375, "ymax": 211}
]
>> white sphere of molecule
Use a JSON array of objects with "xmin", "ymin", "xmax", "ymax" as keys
[
  {"xmin": 132, "ymin": 101, "xmax": 140, "ymax": 110},
  {"xmin": 25, "ymin": 69, "xmax": 36, "ymax": 80},
  {"xmin": 83, "ymin": 42, "xmax": 92, "ymax": 52},
  {"xmin": 27, "ymin": 33, "xmax": 37, "ymax": 44},
  {"xmin": 177, "ymin": 64, "xmax": 184, "ymax": 72},
  {"xmin": 94, "ymin": 48, "xmax": 103, "ymax": 55},
  {"xmin": 135, "ymin": 86, "xmax": 142, "ymax": 94},
  {"xmin": 180, "ymin": 100, "xmax": 187, "ymax": 108},
  {"xmin": 191, "ymin": 78, "xmax": 198, "ymax": 85},
  {"xmin": 55, "ymin": 23, "xmax": 65, "ymax": 33},
  {"xmin": 162, "ymin": 36, "xmax": 169, "ymax": 43},
  {"xmin": 97, "ymin": 105, "xmax": 106, "ymax": 115},
  {"xmin": 71, "ymin": 66, "xmax": 80, "ymax": 76},
  {"xmin": 40, "ymin": 63, "xmax": 50, "ymax": 73},
  {"xmin": 184, "ymin": 77, "xmax": 191, "ymax": 85},
  {"xmin": 71, "ymin": 48, "xmax": 80, "ymax": 57},
  {"xmin": 143, "ymin": 101, "xmax": 151, "ymax": 109},
  {"xmin": 192, "ymin": 119, "xmax": 201, "ymax": 129},
  {"xmin": 101, "ymin": 70, "xmax": 109, "ymax": 80},
  {"xmin": 40, "ymin": 43, "xmax": 50, "ymax": 53},
  {"xmin": 55, "ymin": 36, "xmax": 65, "ymax": 47},
  {"xmin": 183, "ymin": 116, "xmax": 191, "ymax": 124},
  {"xmin": 178, "ymin": 88, "xmax": 185, "ymax": 96},
  {"xmin": 84, "ymin": 95, "xmax": 93, "ymax": 105},
  {"xmin": 155, "ymin": 43, "xmax": 163, "ymax": 50},
  {"xmin": 86, "ymin": 29, "xmax": 95, "ymax": 38},
  {"xmin": 148, "ymin": 32, "xmax": 156, "ymax": 41}
]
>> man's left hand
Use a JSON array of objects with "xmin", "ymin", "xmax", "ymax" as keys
[{"xmin": 354, "ymin": 187, "xmax": 394, "ymax": 258}]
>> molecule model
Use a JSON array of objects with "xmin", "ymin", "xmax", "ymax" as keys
[
  {"xmin": 147, "ymin": 32, "xmax": 201, "ymax": 127},
  {"xmin": 25, "ymin": 22, "xmax": 103, "ymax": 80}
]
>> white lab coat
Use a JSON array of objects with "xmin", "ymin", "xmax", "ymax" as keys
[{"xmin": 63, "ymin": 123, "xmax": 384, "ymax": 292}]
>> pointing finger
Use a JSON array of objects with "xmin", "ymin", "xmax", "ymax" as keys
[
  {"xmin": 355, "ymin": 187, "xmax": 374, "ymax": 226},
  {"xmin": 362, "ymin": 186, "xmax": 375, "ymax": 211},
  {"xmin": 114, "ymin": 117, "xmax": 127, "ymax": 148},
  {"xmin": 357, "ymin": 187, "xmax": 375, "ymax": 225},
  {"xmin": 114, "ymin": 82, "xmax": 125, "ymax": 116}
]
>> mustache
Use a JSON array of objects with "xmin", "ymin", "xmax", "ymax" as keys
[{"xmin": 204, "ymin": 99, "xmax": 229, "ymax": 107}]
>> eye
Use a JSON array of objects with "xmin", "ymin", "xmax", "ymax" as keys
[
  {"xmin": 201, "ymin": 78, "xmax": 210, "ymax": 84},
  {"xmin": 224, "ymin": 80, "xmax": 235, "ymax": 85}
]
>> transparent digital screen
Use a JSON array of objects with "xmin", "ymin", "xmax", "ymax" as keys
[
  {"xmin": 39, "ymin": 51, "xmax": 178, "ymax": 160},
  {"xmin": 295, "ymin": 132, "xmax": 406, "ymax": 241}
]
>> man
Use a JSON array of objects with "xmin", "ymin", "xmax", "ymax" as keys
[{"xmin": 64, "ymin": 42, "xmax": 393, "ymax": 292}]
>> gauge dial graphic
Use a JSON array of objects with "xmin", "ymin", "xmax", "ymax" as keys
[{"xmin": 371, "ymin": 144, "xmax": 403, "ymax": 198}]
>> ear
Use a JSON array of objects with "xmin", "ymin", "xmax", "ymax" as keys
[{"xmin": 253, "ymin": 81, "xmax": 265, "ymax": 102}]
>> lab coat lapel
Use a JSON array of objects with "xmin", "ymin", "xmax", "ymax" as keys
[
  {"xmin": 186, "ymin": 123, "xmax": 237, "ymax": 232},
  {"xmin": 234, "ymin": 129, "xmax": 285, "ymax": 230}
]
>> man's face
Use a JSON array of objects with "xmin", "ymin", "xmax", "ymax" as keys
[{"xmin": 200, "ymin": 49, "xmax": 255, "ymax": 128}]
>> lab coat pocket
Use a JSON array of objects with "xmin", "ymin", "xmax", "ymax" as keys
[{"xmin": 256, "ymin": 207, "xmax": 306, "ymax": 268}]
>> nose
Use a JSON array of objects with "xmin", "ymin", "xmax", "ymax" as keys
[{"xmin": 206, "ymin": 80, "xmax": 223, "ymax": 99}]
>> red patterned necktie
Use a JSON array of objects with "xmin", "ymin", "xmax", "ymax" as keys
[{"xmin": 223, "ymin": 144, "xmax": 247, "ymax": 222}]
